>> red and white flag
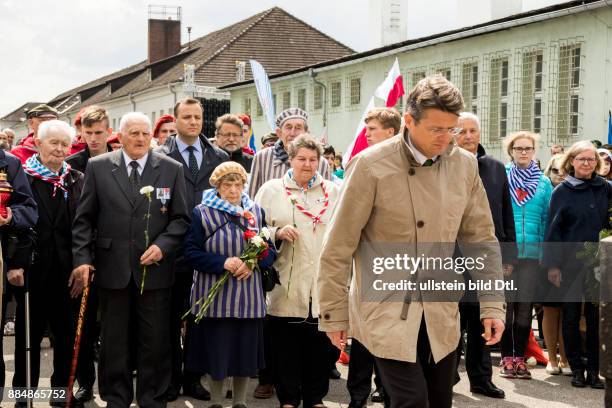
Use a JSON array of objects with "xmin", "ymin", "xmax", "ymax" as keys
[
  {"xmin": 342, "ymin": 97, "xmax": 375, "ymax": 168},
  {"xmin": 375, "ymin": 58, "xmax": 405, "ymax": 107},
  {"xmin": 342, "ymin": 59, "xmax": 405, "ymax": 167}
]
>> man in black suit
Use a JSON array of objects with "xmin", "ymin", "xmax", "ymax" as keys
[
  {"xmin": 156, "ymin": 98, "xmax": 228, "ymax": 401},
  {"xmin": 454, "ymin": 112, "xmax": 517, "ymax": 399},
  {"xmin": 72, "ymin": 112, "xmax": 189, "ymax": 408},
  {"xmin": 66, "ymin": 105, "xmax": 114, "ymax": 403}
]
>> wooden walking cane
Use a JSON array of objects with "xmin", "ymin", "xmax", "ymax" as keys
[{"xmin": 66, "ymin": 272, "xmax": 93, "ymax": 408}]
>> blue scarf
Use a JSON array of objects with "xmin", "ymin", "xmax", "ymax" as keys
[
  {"xmin": 508, "ymin": 160, "xmax": 541, "ymax": 206},
  {"xmin": 200, "ymin": 188, "xmax": 254, "ymax": 217},
  {"xmin": 23, "ymin": 155, "xmax": 70, "ymax": 199}
]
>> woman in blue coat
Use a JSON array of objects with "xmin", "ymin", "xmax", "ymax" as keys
[
  {"xmin": 543, "ymin": 140, "xmax": 608, "ymax": 389},
  {"xmin": 501, "ymin": 131, "xmax": 552, "ymax": 380}
]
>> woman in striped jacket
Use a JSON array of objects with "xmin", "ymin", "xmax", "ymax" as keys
[{"xmin": 183, "ymin": 161, "xmax": 276, "ymax": 408}]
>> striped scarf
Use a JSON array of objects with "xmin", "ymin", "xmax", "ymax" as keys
[
  {"xmin": 200, "ymin": 188, "xmax": 255, "ymax": 218},
  {"xmin": 23, "ymin": 154, "xmax": 71, "ymax": 199},
  {"xmin": 273, "ymin": 140, "xmax": 289, "ymax": 164},
  {"xmin": 508, "ymin": 160, "xmax": 541, "ymax": 206}
]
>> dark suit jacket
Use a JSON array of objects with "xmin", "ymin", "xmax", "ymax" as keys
[
  {"xmin": 156, "ymin": 134, "xmax": 228, "ymax": 211},
  {"xmin": 0, "ymin": 150, "xmax": 38, "ymax": 272},
  {"xmin": 72, "ymin": 149, "xmax": 190, "ymax": 290},
  {"xmin": 66, "ymin": 144, "xmax": 112, "ymax": 173},
  {"xmin": 476, "ymin": 144, "xmax": 517, "ymax": 265},
  {"xmin": 156, "ymin": 134, "xmax": 228, "ymax": 276},
  {"xmin": 26, "ymin": 169, "xmax": 83, "ymax": 287}
]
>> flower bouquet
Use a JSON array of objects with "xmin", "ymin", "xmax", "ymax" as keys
[{"xmin": 185, "ymin": 226, "xmax": 271, "ymax": 323}]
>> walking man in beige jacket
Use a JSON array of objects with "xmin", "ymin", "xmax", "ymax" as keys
[{"xmin": 317, "ymin": 76, "xmax": 506, "ymax": 408}]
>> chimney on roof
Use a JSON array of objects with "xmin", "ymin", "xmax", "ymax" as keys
[{"xmin": 148, "ymin": 5, "xmax": 182, "ymax": 64}]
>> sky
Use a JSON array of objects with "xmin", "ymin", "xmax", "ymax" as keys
[{"xmin": 0, "ymin": 0, "xmax": 564, "ymax": 118}]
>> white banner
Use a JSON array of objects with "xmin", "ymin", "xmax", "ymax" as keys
[{"xmin": 249, "ymin": 60, "xmax": 276, "ymax": 131}]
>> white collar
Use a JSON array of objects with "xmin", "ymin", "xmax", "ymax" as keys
[
  {"xmin": 406, "ymin": 134, "xmax": 438, "ymax": 165},
  {"xmin": 122, "ymin": 150, "xmax": 148, "ymax": 170}
]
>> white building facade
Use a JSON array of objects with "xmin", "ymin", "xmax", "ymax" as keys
[{"xmin": 225, "ymin": 1, "xmax": 612, "ymax": 163}]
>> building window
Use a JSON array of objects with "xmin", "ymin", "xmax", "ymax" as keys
[
  {"xmin": 411, "ymin": 71, "xmax": 426, "ymax": 87},
  {"xmin": 437, "ymin": 67, "xmax": 451, "ymax": 81},
  {"xmin": 501, "ymin": 60, "xmax": 509, "ymax": 97},
  {"xmin": 243, "ymin": 97, "xmax": 252, "ymax": 116},
  {"xmin": 570, "ymin": 94, "xmax": 579, "ymax": 135},
  {"xmin": 314, "ymin": 85, "xmax": 323, "ymax": 110},
  {"xmin": 159, "ymin": 109, "xmax": 164, "ymax": 117},
  {"xmin": 488, "ymin": 56, "xmax": 510, "ymax": 139},
  {"xmin": 461, "ymin": 62, "xmax": 478, "ymax": 113},
  {"xmin": 557, "ymin": 44, "xmax": 581, "ymax": 138},
  {"xmin": 151, "ymin": 111, "xmax": 156, "ymax": 122},
  {"xmin": 534, "ymin": 98, "xmax": 542, "ymax": 133},
  {"xmin": 520, "ymin": 50, "xmax": 544, "ymax": 132},
  {"xmin": 331, "ymin": 81, "xmax": 342, "ymax": 107},
  {"xmin": 273, "ymin": 94, "xmax": 277, "ymax": 111},
  {"xmin": 282, "ymin": 91, "xmax": 291, "ymax": 110},
  {"xmin": 297, "ymin": 88, "xmax": 306, "ymax": 110},
  {"xmin": 256, "ymin": 99, "xmax": 263, "ymax": 117},
  {"xmin": 112, "ymin": 118, "xmax": 116, "ymax": 130},
  {"xmin": 350, "ymin": 78, "xmax": 361, "ymax": 105}
]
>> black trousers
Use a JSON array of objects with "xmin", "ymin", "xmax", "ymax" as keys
[
  {"xmin": 258, "ymin": 316, "xmax": 275, "ymax": 385},
  {"xmin": 98, "ymin": 282, "xmax": 171, "ymax": 408},
  {"xmin": 456, "ymin": 302, "xmax": 492, "ymax": 384},
  {"xmin": 347, "ymin": 339, "xmax": 386, "ymax": 405},
  {"xmin": 13, "ymin": 281, "xmax": 77, "ymax": 389},
  {"xmin": 268, "ymin": 315, "xmax": 330, "ymax": 407},
  {"xmin": 500, "ymin": 260, "xmax": 538, "ymax": 358},
  {"xmin": 563, "ymin": 302, "xmax": 599, "ymax": 372},
  {"xmin": 76, "ymin": 283, "xmax": 99, "ymax": 389},
  {"xmin": 169, "ymin": 270, "xmax": 200, "ymax": 390},
  {"xmin": 375, "ymin": 319, "xmax": 456, "ymax": 408}
]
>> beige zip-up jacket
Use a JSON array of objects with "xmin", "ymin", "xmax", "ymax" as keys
[
  {"xmin": 317, "ymin": 133, "xmax": 506, "ymax": 363},
  {"xmin": 255, "ymin": 172, "xmax": 339, "ymax": 318}
]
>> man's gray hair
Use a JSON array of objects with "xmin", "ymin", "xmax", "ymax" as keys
[
  {"xmin": 38, "ymin": 120, "xmax": 76, "ymax": 142},
  {"xmin": 2, "ymin": 128, "xmax": 15, "ymax": 137},
  {"xmin": 119, "ymin": 112, "xmax": 151, "ymax": 134},
  {"xmin": 458, "ymin": 112, "xmax": 481, "ymax": 130}
]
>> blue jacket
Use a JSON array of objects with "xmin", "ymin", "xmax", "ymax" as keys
[{"xmin": 505, "ymin": 163, "xmax": 553, "ymax": 259}]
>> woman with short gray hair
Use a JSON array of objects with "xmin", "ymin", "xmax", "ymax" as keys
[{"xmin": 255, "ymin": 134, "xmax": 340, "ymax": 408}]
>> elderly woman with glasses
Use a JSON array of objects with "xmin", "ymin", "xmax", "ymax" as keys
[
  {"xmin": 500, "ymin": 131, "xmax": 553, "ymax": 380},
  {"xmin": 254, "ymin": 134, "xmax": 340, "ymax": 408},
  {"xmin": 183, "ymin": 161, "xmax": 276, "ymax": 408},
  {"xmin": 543, "ymin": 140, "xmax": 609, "ymax": 389}
]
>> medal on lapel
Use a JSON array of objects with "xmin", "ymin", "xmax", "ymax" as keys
[{"xmin": 156, "ymin": 187, "xmax": 171, "ymax": 214}]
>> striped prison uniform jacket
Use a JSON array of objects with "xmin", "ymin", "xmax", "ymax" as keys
[{"xmin": 189, "ymin": 204, "xmax": 266, "ymax": 319}]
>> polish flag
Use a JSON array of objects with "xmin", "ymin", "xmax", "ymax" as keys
[
  {"xmin": 342, "ymin": 97, "xmax": 375, "ymax": 168},
  {"xmin": 375, "ymin": 58, "xmax": 405, "ymax": 107}
]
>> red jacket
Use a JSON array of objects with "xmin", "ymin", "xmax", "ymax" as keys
[
  {"xmin": 70, "ymin": 141, "xmax": 87, "ymax": 155},
  {"xmin": 11, "ymin": 133, "xmax": 37, "ymax": 164}
]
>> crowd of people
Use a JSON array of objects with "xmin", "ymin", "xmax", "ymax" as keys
[{"xmin": 0, "ymin": 74, "xmax": 610, "ymax": 408}]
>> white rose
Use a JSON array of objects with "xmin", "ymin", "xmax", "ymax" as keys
[
  {"xmin": 251, "ymin": 236, "xmax": 265, "ymax": 248},
  {"xmin": 260, "ymin": 227, "xmax": 271, "ymax": 240},
  {"xmin": 140, "ymin": 185, "xmax": 154, "ymax": 195}
]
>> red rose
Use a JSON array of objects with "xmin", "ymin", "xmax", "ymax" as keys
[
  {"xmin": 258, "ymin": 248, "xmax": 269, "ymax": 259},
  {"xmin": 243, "ymin": 230, "xmax": 257, "ymax": 240}
]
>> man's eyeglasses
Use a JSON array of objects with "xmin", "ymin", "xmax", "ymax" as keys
[
  {"xmin": 426, "ymin": 127, "xmax": 462, "ymax": 137},
  {"xmin": 512, "ymin": 147, "xmax": 535, "ymax": 154},
  {"xmin": 217, "ymin": 133, "xmax": 242, "ymax": 139}
]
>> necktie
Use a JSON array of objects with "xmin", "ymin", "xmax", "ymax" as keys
[
  {"xmin": 422, "ymin": 159, "xmax": 434, "ymax": 167},
  {"xmin": 129, "ymin": 161, "xmax": 140, "ymax": 192},
  {"xmin": 187, "ymin": 145, "xmax": 199, "ymax": 179}
]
